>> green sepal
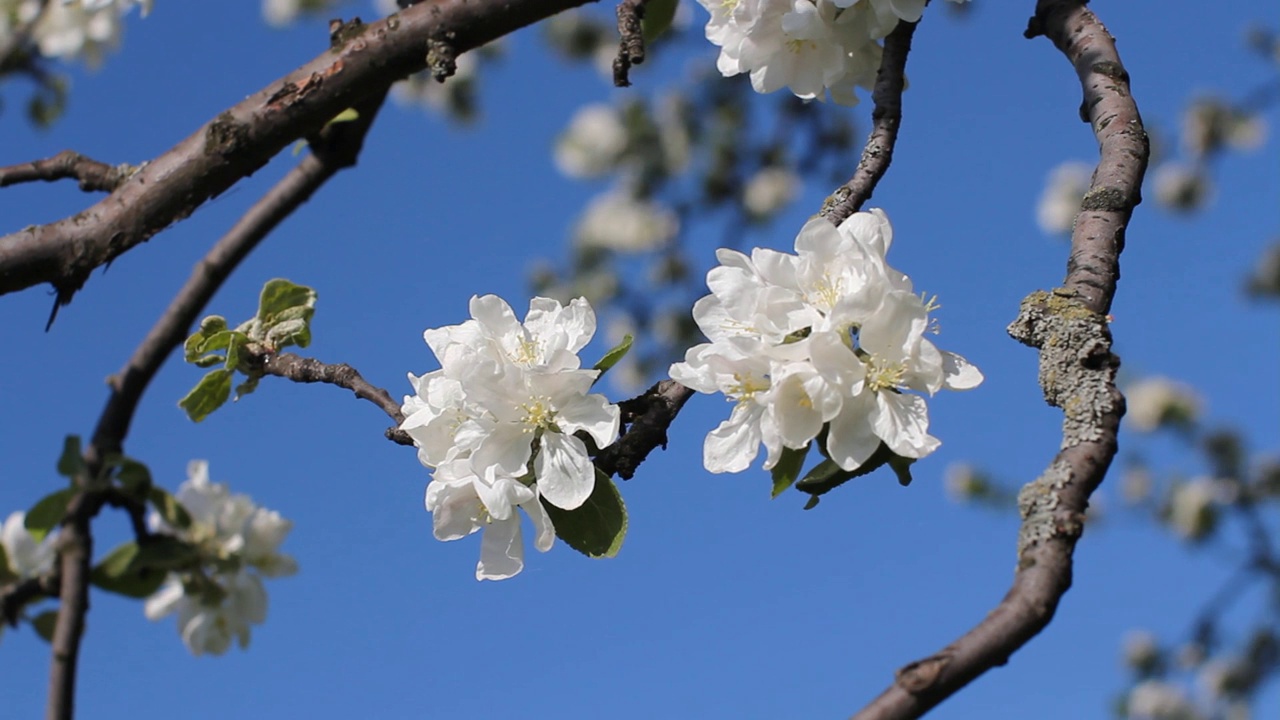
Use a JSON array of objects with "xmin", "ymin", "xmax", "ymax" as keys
[
  {"xmin": 591, "ymin": 333, "xmax": 632, "ymax": 384},
  {"xmin": 794, "ymin": 442, "xmax": 896, "ymax": 499},
  {"xmin": 148, "ymin": 487, "xmax": 193, "ymax": 530},
  {"xmin": 179, "ymin": 368, "xmax": 233, "ymax": 422},
  {"xmin": 32, "ymin": 610, "xmax": 58, "ymax": 643},
  {"xmin": 770, "ymin": 444, "xmax": 810, "ymax": 498},
  {"xmin": 0, "ymin": 543, "xmax": 17, "ymax": 584},
  {"xmin": 25, "ymin": 488, "xmax": 76, "ymax": 542},
  {"xmin": 541, "ymin": 469, "xmax": 628, "ymax": 558},
  {"xmin": 642, "ymin": 0, "xmax": 678, "ymax": 42},
  {"xmin": 56, "ymin": 435, "xmax": 85, "ymax": 479}
]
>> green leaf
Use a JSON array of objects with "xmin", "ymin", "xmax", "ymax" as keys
[
  {"xmin": 642, "ymin": 0, "xmax": 678, "ymax": 43},
  {"xmin": 541, "ymin": 469, "xmax": 628, "ymax": 558},
  {"xmin": 148, "ymin": 487, "xmax": 192, "ymax": 530},
  {"xmin": 234, "ymin": 373, "xmax": 262, "ymax": 400},
  {"xmin": 114, "ymin": 457, "xmax": 153, "ymax": 497},
  {"xmin": 31, "ymin": 610, "xmax": 58, "ymax": 643},
  {"xmin": 770, "ymin": 444, "xmax": 810, "ymax": 498},
  {"xmin": 794, "ymin": 442, "xmax": 895, "ymax": 499},
  {"xmin": 179, "ymin": 368, "xmax": 233, "ymax": 422},
  {"xmin": 90, "ymin": 542, "xmax": 168, "ymax": 599},
  {"xmin": 183, "ymin": 315, "xmax": 229, "ymax": 364},
  {"xmin": 257, "ymin": 279, "xmax": 316, "ymax": 324},
  {"xmin": 56, "ymin": 435, "xmax": 84, "ymax": 479},
  {"xmin": 591, "ymin": 333, "xmax": 633, "ymax": 383},
  {"xmin": 326, "ymin": 107, "xmax": 360, "ymax": 125},
  {"xmin": 133, "ymin": 537, "xmax": 199, "ymax": 571},
  {"xmin": 25, "ymin": 488, "xmax": 76, "ymax": 542}
]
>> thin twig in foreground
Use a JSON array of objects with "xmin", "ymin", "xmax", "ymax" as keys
[
  {"xmin": 0, "ymin": 151, "xmax": 135, "ymax": 193},
  {"xmin": 255, "ymin": 352, "xmax": 412, "ymax": 446}
]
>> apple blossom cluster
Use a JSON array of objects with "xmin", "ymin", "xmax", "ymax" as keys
[
  {"xmin": 144, "ymin": 461, "xmax": 296, "ymax": 656},
  {"xmin": 0, "ymin": 0, "xmax": 152, "ymax": 63},
  {"xmin": 670, "ymin": 209, "xmax": 982, "ymax": 476},
  {"xmin": 401, "ymin": 295, "xmax": 620, "ymax": 581},
  {"xmin": 696, "ymin": 0, "xmax": 967, "ymax": 105},
  {"xmin": 0, "ymin": 511, "xmax": 58, "ymax": 645}
]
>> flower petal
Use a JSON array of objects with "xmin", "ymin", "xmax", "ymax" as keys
[
  {"xmin": 476, "ymin": 517, "xmax": 523, "ymax": 581},
  {"xmin": 535, "ymin": 431, "xmax": 596, "ymax": 510}
]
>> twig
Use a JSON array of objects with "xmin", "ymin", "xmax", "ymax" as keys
[
  {"xmin": 0, "ymin": 151, "xmax": 135, "ymax": 193},
  {"xmin": 613, "ymin": 0, "xmax": 649, "ymax": 87},
  {"xmin": 0, "ymin": 0, "xmax": 594, "ymax": 307},
  {"xmin": 1, "ymin": 572, "xmax": 60, "ymax": 628},
  {"xmin": 254, "ymin": 352, "xmax": 412, "ymax": 445},
  {"xmin": 43, "ymin": 88, "xmax": 394, "ymax": 720},
  {"xmin": 849, "ymin": 3, "xmax": 1148, "ymax": 718},
  {"xmin": 821, "ymin": 18, "xmax": 917, "ymax": 226},
  {"xmin": 596, "ymin": 379, "xmax": 693, "ymax": 479}
]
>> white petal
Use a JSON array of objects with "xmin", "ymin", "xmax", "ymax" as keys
[
  {"xmin": 471, "ymin": 423, "xmax": 533, "ymax": 478},
  {"xmin": 143, "ymin": 577, "xmax": 185, "ymax": 620},
  {"xmin": 703, "ymin": 403, "xmax": 763, "ymax": 473},
  {"xmin": 556, "ymin": 392, "xmax": 620, "ymax": 449},
  {"xmin": 873, "ymin": 392, "xmax": 941, "ymax": 459},
  {"xmin": 827, "ymin": 394, "xmax": 881, "ymax": 471},
  {"xmin": 535, "ymin": 432, "xmax": 596, "ymax": 510},
  {"xmin": 476, "ymin": 517, "xmax": 524, "ymax": 581},
  {"xmin": 521, "ymin": 495, "xmax": 557, "ymax": 553},
  {"xmin": 941, "ymin": 351, "xmax": 984, "ymax": 390}
]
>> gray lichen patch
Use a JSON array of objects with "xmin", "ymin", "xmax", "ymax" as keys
[
  {"xmin": 1007, "ymin": 289, "xmax": 1119, "ymax": 448},
  {"xmin": 204, "ymin": 112, "xmax": 249, "ymax": 157},
  {"xmin": 1016, "ymin": 458, "xmax": 1074, "ymax": 562}
]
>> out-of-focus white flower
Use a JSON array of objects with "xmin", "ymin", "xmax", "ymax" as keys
[
  {"xmin": 575, "ymin": 189, "xmax": 679, "ymax": 252},
  {"xmin": 1154, "ymin": 163, "xmax": 1212, "ymax": 212},
  {"xmin": 671, "ymin": 209, "xmax": 982, "ymax": 475},
  {"xmin": 554, "ymin": 104, "xmax": 629, "ymax": 178},
  {"xmin": 1121, "ymin": 465, "xmax": 1153, "ymax": 504},
  {"xmin": 1125, "ymin": 376, "xmax": 1202, "ymax": 432},
  {"xmin": 144, "ymin": 461, "xmax": 295, "ymax": 655},
  {"xmin": 743, "ymin": 167, "xmax": 800, "ymax": 218},
  {"xmin": 262, "ymin": 0, "xmax": 341, "ymax": 27},
  {"xmin": 1127, "ymin": 680, "xmax": 1202, "ymax": 720},
  {"xmin": 401, "ymin": 295, "xmax": 621, "ymax": 580},
  {"xmin": 1035, "ymin": 161, "xmax": 1092, "ymax": 235},
  {"xmin": 1168, "ymin": 477, "xmax": 1218, "ymax": 541},
  {"xmin": 1182, "ymin": 98, "xmax": 1268, "ymax": 158},
  {"xmin": 9, "ymin": 0, "xmax": 151, "ymax": 64},
  {"xmin": 1122, "ymin": 629, "xmax": 1161, "ymax": 672},
  {"xmin": 943, "ymin": 462, "xmax": 982, "ymax": 502},
  {"xmin": 1, "ymin": 511, "xmax": 57, "ymax": 579},
  {"xmin": 389, "ymin": 50, "xmax": 480, "ymax": 117}
]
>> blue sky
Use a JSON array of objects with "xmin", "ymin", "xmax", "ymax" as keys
[{"xmin": 1, "ymin": 2, "xmax": 1277, "ymax": 718}]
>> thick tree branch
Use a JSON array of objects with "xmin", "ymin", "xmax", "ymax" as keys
[
  {"xmin": 253, "ymin": 351, "xmax": 412, "ymax": 445},
  {"xmin": 822, "ymin": 18, "xmax": 917, "ymax": 226},
  {"xmin": 0, "ymin": 151, "xmax": 136, "ymax": 193},
  {"xmin": 849, "ymin": 3, "xmax": 1148, "ymax": 718},
  {"xmin": 0, "ymin": 0, "xmax": 593, "ymax": 306},
  {"xmin": 43, "ymin": 87, "xmax": 393, "ymax": 720}
]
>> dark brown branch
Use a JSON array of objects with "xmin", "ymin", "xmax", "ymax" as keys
[
  {"xmin": 595, "ymin": 379, "xmax": 693, "ymax": 479},
  {"xmin": 0, "ymin": 151, "xmax": 135, "ymax": 193},
  {"xmin": 0, "ymin": 0, "xmax": 593, "ymax": 306},
  {"xmin": 821, "ymin": 18, "xmax": 917, "ymax": 226},
  {"xmin": 849, "ymin": 3, "xmax": 1148, "ymax": 719},
  {"xmin": 43, "ymin": 88, "xmax": 394, "ymax": 720},
  {"xmin": 254, "ymin": 352, "xmax": 413, "ymax": 445},
  {"xmin": 612, "ymin": 0, "xmax": 649, "ymax": 87},
  {"xmin": 1, "ymin": 572, "xmax": 60, "ymax": 628}
]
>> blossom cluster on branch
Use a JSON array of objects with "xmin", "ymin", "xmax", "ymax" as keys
[
  {"xmin": 695, "ymin": 0, "xmax": 968, "ymax": 105},
  {"xmin": 1, "ymin": 0, "xmax": 152, "ymax": 63},
  {"xmin": 144, "ymin": 461, "xmax": 296, "ymax": 656},
  {"xmin": 401, "ymin": 296, "xmax": 620, "ymax": 581},
  {"xmin": 671, "ymin": 210, "xmax": 982, "ymax": 477}
]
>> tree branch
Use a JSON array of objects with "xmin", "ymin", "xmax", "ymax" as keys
[
  {"xmin": 1, "ymin": 572, "xmax": 60, "ymax": 628},
  {"xmin": 0, "ymin": 151, "xmax": 136, "ymax": 193},
  {"xmin": 612, "ymin": 0, "xmax": 649, "ymax": 87},
  {"xmin": 849, "ymin": 3, "xmax": 1148, "ymax": 718},
  {"xmin": 43, "ymin": 85, "xmax": 394, "ymax": 720},
  {"xmin": 0, "ymin": 0, "xmax": 593, "ymax": 307},
  {"xmin": 253, "ymin": 351, "xmax": 412, "ymax": 445},
  {"xmin": 595, "ymin": 379, "xmax": 693, "ymax": 479},
  {"xmin": 822, "ymin": 18, "xmax": 917, "ymax": 226}
]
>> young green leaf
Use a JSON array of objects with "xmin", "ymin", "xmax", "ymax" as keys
[
  {"xmin": 794, "ymin": 443, "xmax": 898, "ymax": 499},
  {"xmin": 25, "ymin": 488, "xmax": 76, "ymax": 542},
  {"xmin": 114, "ymin": 457, "xmax": 153, "ymax": 497},
  {"xmin": 591, "ymin": 333, "xmax": 633, "ymax": 383},
  {"xmin": 183, "ymin": 315, "xmax": 230, "ymax": 364},
  {"xmin": 541, "ymin": 469, "xmax": 628, "ymax": 558},
  {"xmin": 179, "ymin": 368, "xmax": 233, "ymax": 422},
  {"xmin": 770, "ymin": 444, "xmax": 810, "ymax": 498},
  {"xmin": 56, "ymin": 435, "xmax": 84, "ymax": 479},
  {"xmin": 148, "ymin": 487, "xmax": 192, "ymax": 530},
  {"xmin": 31, "ymin": 610, "xmax": 58, "ymax": 643},
  {"xmin": 642, "ymin": 0, "xmax": 679, "ymax": 43},
  {"xmin": 90, "ymin": 541, "xmax": 168, "ymax": 599},
  {"xmin": 257, "ymin": 279, "xmax": 316, "ymax": 324}
]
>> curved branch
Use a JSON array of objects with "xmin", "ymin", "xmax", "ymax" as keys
[
  {"xmin": 254, "ymin": 351, "xmax": 412, "ymax": 445},
  {"xmin": 0, "ymin": 0, "xmax": 592, "ymax": 305},
  {"xmin": 45, "ymin": 87, "xmax": 394, "ymax": 720},
  {"xmin": 0, "ymin": 151, "xmax": 134, "ymax": 193},
  {"xmin": 822, "ymin": 18, "xmax": 917, "ymax": 226},
  {"xmin": 595, "ymin": 379, "xmax": 693, "ymax": 479},
  {"xmin": 849, "ymin": 3, "xmax": 1148, "ymax": 718}
]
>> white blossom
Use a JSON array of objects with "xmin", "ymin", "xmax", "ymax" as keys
[
  {"xmin": 1, "ymin": 0, "xmax": 151, "ymax": 64},
  {"xmin": 575, "ymin": 189, "xmax": 679, "ymax": 252},
  {"xmin": 1127, "ymin": 680, "xmax": 1203, "ymax": 720},
  {"xmin": 1, "ymin": 511, "xmax": 57, "ymax": 579},
  {"xmin": 1036, "ymin": 161, "xmax": 1092, "ymax": 235},
  {"xmin": 402, "ymin": 295, "xmax": 620, "ymax": 580},
  {"xmin": 1125, "ymin": 376, "xmax": 1203, "ymax": 432},
  {"xmin": 262, "ymin": 0, "xmax": 340, "ymax": 27},
  {"xmin": 554, "ymin": 104, "xmax": 629, "ymax": 179},
  {"xmin": 1168, "ymin": 477, "xmax": 1218, "ymax": 541},
  {"xmin": 671, "ymin": 209, "xmax": 981, "ymax": 475},
  {"xmin": 743, "ymin": 167, "xmax": 800, "ymax": 218},
  {"xmin": 144, "ymin": 461, "xmax": 295, "ymax": 655}
]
